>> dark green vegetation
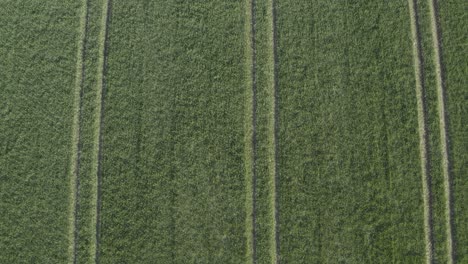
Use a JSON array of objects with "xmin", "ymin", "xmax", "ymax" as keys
[
  {"xmin": 275, "ymin": 1, "xmax": 427, "ymax": 262},
  {"xmin": 98, "ymin": 1, "xmax": 250, "ymax": 263},
  {"xmin": 0, "ymin": 1, "xmax": 81, "ymax": 262},
  {"xmin": 438, "ymin": 0, "xmax": 468, "ymax": 262},
  {"xmin": 0, "ymin": 0, "xmax": 466, "ymax": 263}
]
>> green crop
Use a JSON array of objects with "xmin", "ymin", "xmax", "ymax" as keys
[{"xmin": 0, "ymin": 0, "xmax": 465, "ymax": 263}]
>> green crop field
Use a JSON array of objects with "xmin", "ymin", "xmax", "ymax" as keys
[{"xmin": 0, "ymin": 0, "xmax": 466, "ymax": 263}]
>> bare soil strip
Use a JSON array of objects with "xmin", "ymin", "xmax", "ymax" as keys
[
  {"xmin": 93, "ymin": 0, "xmax": 112, "ymax": 262},
  {"xmin": 428, "ymin": 0, "xmax": 455, "ymax": 262},
  {"xmin": 407, "ymin": 0, "xmax": 435, "ymax": 263},
  {"xmin": 270, "ymin": 0, "xmax": 280, "ymax": 262},
  {"xmin": 68, "ymin": 0, "xmax": 89, "ymax": 263}
]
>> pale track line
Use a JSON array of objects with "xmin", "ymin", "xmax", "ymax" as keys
[
  {"xmin": 92, "ymin": 0, "xmax": 112, "ymax": 262},
  {"xmin": 269, "ymin": 0, "xmax": 280, "ymax": 262},
  {"xmin": 68, "ymin": 0, "xmax": 89, "ymax": 263},
  {"xmin": 245, "ymin": 0, "xmax": 258, "ymax": 262},
  {"xmin": 407, "ymin": 0, "xmax": 435, "ymax": 263},
  {"xmin": 428, "ymin": 0, "xmax": 455, "ymax": 262}
]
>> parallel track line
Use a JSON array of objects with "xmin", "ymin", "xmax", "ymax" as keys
[
  {"xmin": 427, "ymin": 0, "xmax": 455, "ymax": 262},
  {"xmin": 407, "ymin": 0, "xmax": 435, "ymax": 262},
  {"xmin": 93, "ymin": 0, "xmax": 112, "ymax": 262},
  {"xmin": 245, "ymin": 0, "xmax": 258, "ymax": 262},
  {"xmin": 269, "ymin": 0, "xmax": 280, "ymax": 262},
  {"xmin": 68, "ymin": 0, "xmax": 89, "ymax": 262}
]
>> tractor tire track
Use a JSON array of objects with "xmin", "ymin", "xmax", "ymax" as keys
[
  {"xmin": 427, "ymin": 0, "xmax": 455, "ymax": 262},
  {"xmin": 270, "ymin": 0, "xmax": 280, "ymax": 262},
  {"xmin": 68, "ymin": 0, "xmax": 89, "ymax": 263},
  {"xmin": 407, "ymin": 0, "xmax": 435, "ymax": 262},
  {"xmin": 93, "ymin": 0, "xmax": 112, "ymax": 262},
  {"xmin": 246, "ymin": 0, "xmax": 258, "ymax": 262}
]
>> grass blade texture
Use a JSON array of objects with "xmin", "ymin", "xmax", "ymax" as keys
[
  {"xmin": 0, "ymin": 1, "xmax": 82, "ymax": 262},
  {"xmin": 96, "ymin": 1, "xmax": 250, "ymax": 262},
  {"xmin": 0, "ymin": 0, "xmax": 466, "ymax": 263},
  {"xmin": 274, "ymin": 1, "xmax": 427, "ymax": 262}
]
